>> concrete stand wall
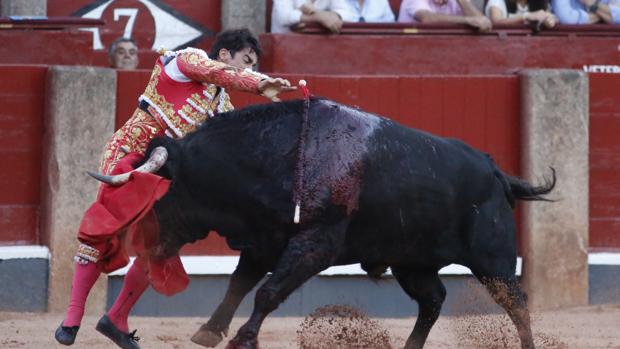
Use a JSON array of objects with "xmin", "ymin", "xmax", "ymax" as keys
[
  {"xmin": 43, "ymin": 66, "xmax": 116, "ymax": 313},
  {"xmin": 109, "ymin": 275, "xmax": 505, "ymax": 317},
  {"xmin": 0, "ymin": 259, "xmax": 48, "ymax": 311},
  {"xmin": 0, "ymin": 0, "xmax": 46, "ymax": 16},
  {"xmin": 221, "ymin": 0, "xmax": 266, "ymax": 35},
  {"xmin": 520, "ymin": 70, "xmax": 589, "ymax": 310}
]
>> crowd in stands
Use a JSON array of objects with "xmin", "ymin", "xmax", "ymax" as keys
[
  {"xmin": 106, "ymin": 0, "xmax": 618, "ymax": 72},
  {"xmin": 271, "ymin": 0, "xmax": 619, "ymax": 33}
]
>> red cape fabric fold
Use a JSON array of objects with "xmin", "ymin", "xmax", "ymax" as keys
[{"xmin": 78, "ymin": 153, "xmax": 189, "ymax": 296}]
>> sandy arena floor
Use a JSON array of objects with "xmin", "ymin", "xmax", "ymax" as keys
[{"xmin": 1, "ymin": 304, "xmax": 619, "ymax": 349}]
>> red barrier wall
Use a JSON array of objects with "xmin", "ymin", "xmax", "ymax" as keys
[
  {"xmin": 231, "ymin": 75, "xmax": 521, "ymax": 171},
  {"xmin": 260, "ymin": 33, "xmax": 620, "ymax": 75},
  {"xmin": 589, "ymin": 74, "xmax": 620, "ymax": 251},
  {"xmin": 3, "ymin": 67, "xmax": 616, "ymax": 251},
  {"xmin": 0, "ymin": 30, "xmax": 95, "ymax": 66},
  {"xmin": 0, "ymin": 66, "xmax": 46, "ymax": 245}
]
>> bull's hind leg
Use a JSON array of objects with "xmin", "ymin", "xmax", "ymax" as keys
[
  {"xmin": 391, "ymin": 268, "xmax": 446, "ymax": 349},
  {"xmin": 192, "ymin": 251, "xmax": 266, "ymax": 348},
  {"xmin": 227, "ymin": 219, "xmax": 348, "ymax": 349},
  {"xmin": 470, "ymin": 268, "xmax": 535, "ymax": 349},
  {"xmin": 467, "ymin": 197, "xmax": 535, "ymax": 349}
]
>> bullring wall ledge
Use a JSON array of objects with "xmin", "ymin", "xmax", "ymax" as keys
[
  {"xmin": 107, "ymin": 256, "xmax": 524, "ymax": 276},
  {"xmin": 3, "ymin": 247, "xmax": 619, "ymax": 275}
]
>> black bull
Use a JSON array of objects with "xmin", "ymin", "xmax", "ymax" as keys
[{"xmin": 131, "ymin": 98, "xmax": 555, "ymax": 349}]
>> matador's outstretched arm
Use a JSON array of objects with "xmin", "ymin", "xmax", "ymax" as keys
[{"xmin": 175, "ymin": 50, "xmax": 295, "ymax": 101}]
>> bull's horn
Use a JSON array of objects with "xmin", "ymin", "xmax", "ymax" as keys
[{"xmin": 87, "ymin": 146, "xmax": 168, "ymax": 186}]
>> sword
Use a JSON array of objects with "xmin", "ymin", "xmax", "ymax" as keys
[{"xmin": 293, "ymin": 79, "xmax": 310, "ymax": 224}]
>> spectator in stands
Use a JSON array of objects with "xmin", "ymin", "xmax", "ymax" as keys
[
  {"xmin": 108, "ymin": 37, "xmax": 139, "ymax": 70},
  {"xmin": 398, "ymin": 0, "xmax": 493, "ymax": 31},
  {"xmin": 485, "ymin": 0, "xmax": 557, "ymax": 28},
  {"xmin": 552, "ymin": 0, "xmax": 619, "ymax": 23},
  {"xmin": 340, "ymin": 0, "xmax": 396, "ymax": 22},
  {"xmin": 271, "ymin": 0, "xmax": 349, "ymax": 33}
]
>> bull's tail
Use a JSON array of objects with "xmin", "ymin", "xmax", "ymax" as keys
[
  {"xmin": 505, "ymin": 168, "xmax": 556, "ymax": 203},
  {"xmin": 489, "ymin": 155, "xmax": 556, "ymax": 207}
]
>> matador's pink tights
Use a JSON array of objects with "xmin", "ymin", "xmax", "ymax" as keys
[
  {"xmin": 63, "ymin": 262, "xmax": 101, "ymax": 327},
  {"xmin": 106, "ymin": 261, "xmax": 150, "ymax": 333}
]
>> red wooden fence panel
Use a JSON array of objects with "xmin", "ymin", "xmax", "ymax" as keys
[
  {"xmin": 589, "ymin": 74, "xmax": 620, "ymax": 250},
  {"xmin": 0, "ymin": 66, "xmax": 46, "ymax": 245},
  {"xmin": 116, "ymin": 70, "xmax": 151, "ymax": 125},
  {"xmin": 260, "ymin": 34, "xmax": 620, "ymax": 76}
]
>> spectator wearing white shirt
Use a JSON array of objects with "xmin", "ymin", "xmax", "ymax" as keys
[
  {"xmin": 341, "ymin": 0, "xmax": 396, "ymax": 22},
  {"xmin": 271, "ymin": 0, "xmax": 350, "ymax": 33},
  {"xmin": 485, "ymin": 0, "xmax": 557, "ymax": 27},
  {"xmin": 552, "ymin": 0, "xmax": 620, "ymax": 23}
]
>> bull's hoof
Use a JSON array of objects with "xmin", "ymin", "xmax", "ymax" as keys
[
  {"xmin": 190, "ymin": 328, "xmax": 224, "ymax": 348},
  {"xmin": 225, "ymin": 338, "xmax": 259, "ymax": 349}
]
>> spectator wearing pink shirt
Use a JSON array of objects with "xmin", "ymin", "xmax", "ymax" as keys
[{"xmin": 398, "ymin": 0, "xmax": 492, "ymax": 31}]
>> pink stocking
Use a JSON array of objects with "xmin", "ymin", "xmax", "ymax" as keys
[
  {"xmin": 107, "ymin": 261, "xmax": 150, "ymax": 333},
  {"xmin": 64, "ymin": 261, "xmax": 101, "ymax": 327}
]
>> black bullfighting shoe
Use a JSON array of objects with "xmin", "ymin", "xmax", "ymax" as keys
[
  {"xmin": 95, "ymin": 314, "xmax": 141, "ymax": 349},
  {"xmin": 54, "ymin": 322, "xmax": 79, "ymax": 345}
]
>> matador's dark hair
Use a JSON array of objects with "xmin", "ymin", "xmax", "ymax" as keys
[{"xmin": 208, "ymin": 28, "xmax": 262, "ymax": 60}]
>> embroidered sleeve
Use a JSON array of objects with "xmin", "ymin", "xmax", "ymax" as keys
[{"xmin": 176, "ymin": 51, "xmax": 267, "ymax": 94}]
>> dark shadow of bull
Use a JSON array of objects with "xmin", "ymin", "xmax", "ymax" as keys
[{"xmin": 96, "ymin": 98, "xmax": 555, "ymax": 349}]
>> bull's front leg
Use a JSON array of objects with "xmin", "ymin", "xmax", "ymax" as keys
[
  {"xmin": 191, "ymin": 251, "xmax": 267, "ymax": 348},
  {"xmin": 226, "ymin": 220, "xmax": 348, "ymax": 349}
]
